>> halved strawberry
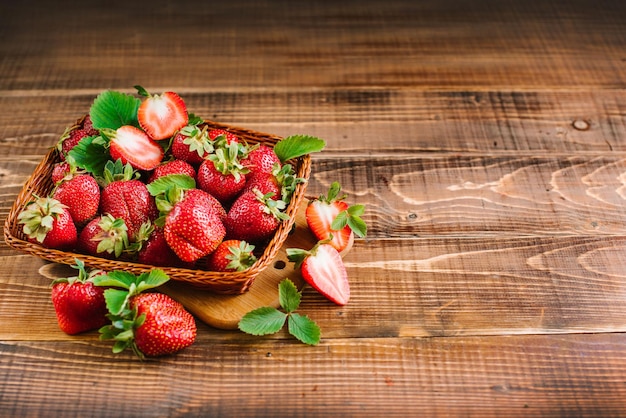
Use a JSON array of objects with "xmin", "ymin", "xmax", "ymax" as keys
[
  {"xmin": 287, "ymin": 241, "xmax": 350, "ymax": 306},
  {"xmin": 305, "ymin": 182, "xmax": 366, "ymax": 253},
  {"xmin": 106, "ymin": 125, "xmax": 164, "ymax": 171},
  {"xmin": 136, "ymin": 86, "xmax": 188, "ymax": 140}
]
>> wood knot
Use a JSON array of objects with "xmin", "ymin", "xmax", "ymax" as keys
[{"xmin": 572, "ymin": 119, "xmax": 590, "ymax": 131}]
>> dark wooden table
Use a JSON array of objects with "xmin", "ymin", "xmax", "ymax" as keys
[{"xmin": 2, "ymin": 0, "xmax": 626, "ymax": 416}]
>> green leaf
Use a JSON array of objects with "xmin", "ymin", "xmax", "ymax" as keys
[
  {"xmin": 187, "ymin": 113, "xmax": 204, "ymax": 125},
  {"xmin": 288, "ymin": 313, "xmax": 321, "ymax": 345},
  {"xmin": 135, "ymin": 269, "xmax": 170, "ymax": 292},
  {"xmin": 330, "ymin": 211, "xmax": 349, "ymax": 231},
  {"xmin": 347, "ymin": 216, "xmax": 368, "ymax": 238},
  {"xmin": 238, "ymin": 307, "xmax": 287, "ymax": 336},
  {"xmin": 67, "ymin": 135, "xmax": 110, "ymax": 177},
  {"xmin": 93, "ymin": 270, "xmax": 136, "ymax": 289},
  {"xmin": 279, "ymin": 279, "xmax": 301, "ymax": 313},
  {"xmin": 330, "ymin": 204, "xmax": 368, "ymax": 238},
  {"xmin": 274, "ymin": 135, "xmax": 326, "ymax": 162},
  {"xmin": 348, "ymin": 204, "xmax": 365, "ymax": 217},
  {"xmin": 103, "ymin": 288, "xmax": 131, "ymax": 316},
  {"xmin": 146, "ymin": 174, "xmax": 196, "ymax": 196},
  {"xmin": 90, "ymin": 90, "xmax": 141, "ymax": 131}
]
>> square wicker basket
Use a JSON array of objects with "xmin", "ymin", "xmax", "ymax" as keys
[{"xmin": 4, "ymin": 119, "xmax": 311, "ymax": 294}]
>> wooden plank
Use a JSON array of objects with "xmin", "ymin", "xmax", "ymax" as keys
[
  {"xmin": 1, "ymin": 0, "xmax": 625, "ymax": 91},
  {"xmin": 2, "ymin": 90, "xmax": 626, "ymax": 154},
  {"xmin": 4, "ymin": 233, "xmax": 626, "ymax": 340},
  {"xmin": 307, "ymin": 155, "xmax": 626, "ymax": 238},
  {"xmin": 1, "ymin": 333, "xmax": 625, "ymax": 417}
]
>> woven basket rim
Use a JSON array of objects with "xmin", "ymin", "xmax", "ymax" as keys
[{"xmin": 4, "ymin": 119, "xmax": 311, "ymax": 295}]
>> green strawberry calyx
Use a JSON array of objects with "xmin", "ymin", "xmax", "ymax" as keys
[
  {"xmin": 254, "ymin": 189, "xmax": 290, "ymax": 222},
  {"xmin": 51, "ymin": 258, "xmax": 102, "ymax": 286},
  {"xmin": 208, "ymin": 141, "xmax": 250, "ymax": 182},
  {"xmin": 321, "ymin": 181, "xmax": 368, "ymax": 239},
  {"xmin": 225, "ymin": 241, "xmax": 258, "ymax": 271},
  {"xmin": 180, "ymin": 124, "xmax": 214, "ymax": 159},
  {"xmin": 17, "ymin": 195, "xmax": 68, "ymax": 243}
]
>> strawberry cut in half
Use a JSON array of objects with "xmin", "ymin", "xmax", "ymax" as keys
[
  {"xmin": 287, "ymin": 241, "xmax": 350, "ymax": 306},
  {"xmin": 305, "ymin": 181, "xmax": 367, "ymax": 253},
  {"xmin": 136, "ymin": 85, "xmax": 188, "ymax": 140},
  {"xmin": 105, "ymin": 125, "xmax": 164, "ymax": 171}
]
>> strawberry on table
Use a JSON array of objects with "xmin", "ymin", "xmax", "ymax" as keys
[
  {"xmin": 287, "ymin": 241, "xmax": 350, "ymax": 306},
  {"xmin": 206, "ymin": 240, "xmax": 257, "ymax": 272},
  {"xmin": 94, "ymin": 269, "xmax": 196, "ymax": 358},
  {"xmin": 51, "ymin": 259, "xmax": 108, "ymax": 335},
  {"xmin": 305, "ymin": 181, "xmax": 367, "ymax": 253},
  {"xmin": 135, "ymin": 85, "xmax": 188, "ymax": 140},
  {"xmin": 17, "ymin": 196, "xmax": 77, "ymax": 250},
  {"xmin": 103, "ymin": 125, "xmax": 164, "ymax": 171},
  {"xmin": 52, "ymin": 172, "xmax": 100, "ymax": 226}
]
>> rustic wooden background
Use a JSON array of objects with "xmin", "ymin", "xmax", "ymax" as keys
[{"xmin": 2, "ymin": 0, "xmax": 626, "ymax": 416}]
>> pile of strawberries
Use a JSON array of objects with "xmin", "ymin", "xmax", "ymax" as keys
[
  {"xmin": 17, "ymin": 86, "xmax": 367, "ymax": 358},
  {"xmin": 19, "ymin": 86, "xmax": 304, "ymax": 273}
]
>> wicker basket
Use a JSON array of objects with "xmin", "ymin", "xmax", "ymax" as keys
[{"xmin": 4, "ymin": 119, "xmax": 311, "ymax": 294}]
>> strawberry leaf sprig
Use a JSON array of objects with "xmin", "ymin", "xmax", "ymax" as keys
[
  {"xmin": 238, "ymin": 279, "xmax": 321, "ymax": 345},
  {"xmin": 93, "ymin": 269, "xmax": 197, "ymax": 359}
]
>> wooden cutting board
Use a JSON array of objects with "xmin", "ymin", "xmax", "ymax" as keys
[{"xmin": 39, "ymin": 200, "xmax": 345, "ymax": 330}]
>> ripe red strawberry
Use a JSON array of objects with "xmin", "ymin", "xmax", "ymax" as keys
[
  {"xmin": 136, "ymin": 86, "xmax": 188, "ymax": 140},
  {"xmin": 206, "ymin": 240, "xmax": 257, "ymax": 272},
  {"xmin": 52, "ymin": 173, "xmax": 100, "ymax": 226},
  {"xmin": 171, "ymin": 124, "xmax": 214, "ymax": 165},
  {"xmin": 81, "ymin": 115, "xmax": 99, "ymax": 136},
  {"xmin": 183, "ymin": 188, "xmax": 227, "ymax": 221},
  {"xmin": 242, "ymin": 171, "xmax": 280, "ymax": 199},
  {"xmin": 147, "ymin": 159, "xmax": 196, "ymax": 183},
  {"xmin": 56, "ymin": 124, "xmax": 95, "ymax": 161},
  {"xmin": 17, "ymin": 196, "xmax": 77, "ymax": 250},
  {"xmin": 225, "ymin": 189, "xmax": 289, "ymax": 243},
  {"xmin": 132, "ymin": 223, "xmax": 191, "ymax": 268},
  {"xmin": 77, "ymin": 214, "xmax": 128, "ymax": 259},
  {"xmin": 131, "ymin": 292, "xmax": 197, "ymax": 357},
  {"xmin": 51, "ymin": 162, "xmax": 72, "ymax": 185},
  {"xmin": 197, "ymin": 142, "xmax": 249, "ymax": 203},
  {"xmin": 305, "ymin": 181, "xmax": 366, "ymax": 253},
  {"xmin": 208, "ymin": 128, "xmax": 240, "ymax": 145},
  {"xmin": 95, "ymin": 269, "xmax": 196, "ymax": 358},
  {"xmin": 51, "ymin": 259, "xmax": 108, "ymax": 335},
  {"xmin": 164, "ymin": 188, "xmax": 226, "ymax": 262},
  {"xmin": 99, "ymin": 161, "xmax": 158, "ymax": 240},
  {"xmin": 241, "ymin": 144, "xmax": 281, "ymax": 175},
  {"xmin": 106, "ymin": 125, "xmax": 164, "ymax": 171},
  {"xmin": 287, "ymin": 242, "xmax": 350, "ymax": 305}
]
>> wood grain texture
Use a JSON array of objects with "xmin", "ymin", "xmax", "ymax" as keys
[
  {"xmin": 2, "ymin": 90, "xmax": 626, "ymax": 154},
  {"xmin": 1, "ymin": 334, "xmax": 626, "ymax": 417},
  {"xmin": 1, "ymin": 0, "xmax": 625, "ymax": 91},
  {"xmin": 3, "ymin": 0, "xmax": 626, "ymax": 415}
]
